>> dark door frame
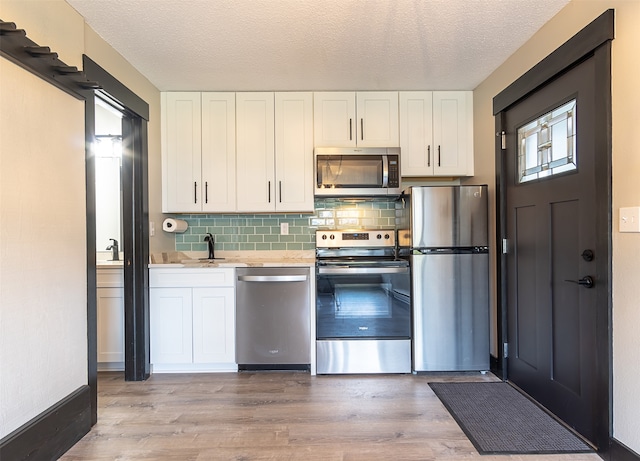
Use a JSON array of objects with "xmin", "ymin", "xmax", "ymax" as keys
[
  {"xmin": 493, "ymin": 9, "xmax": 613, "ymax": 451},
  {"xmin": 83, "ymin": 56, "xmax": 151, "ymax": 422}
]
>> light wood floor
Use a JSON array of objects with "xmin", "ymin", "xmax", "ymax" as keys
[{"xmin": 60, "ymin": 371, "xmax": 601, "ymax": 461}]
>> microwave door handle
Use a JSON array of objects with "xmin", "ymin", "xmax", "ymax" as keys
[{"xmin": 382, "ymin": 155, "xmax": 389, "ymax": 187}]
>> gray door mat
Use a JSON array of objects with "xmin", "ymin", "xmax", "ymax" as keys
[{"xmin": 428, "ymin": 382, "xmax": 593, "ymax": 455}]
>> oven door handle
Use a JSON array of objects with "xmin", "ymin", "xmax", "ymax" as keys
[{"xmin": 317, "ymin": 266, "xmax": 408, "ymax": 275}]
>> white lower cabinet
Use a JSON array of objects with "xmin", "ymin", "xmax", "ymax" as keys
[
  {"xmin": 150, "ymin": 268, "xmax": 236, "ymax": 372},
  {"xmin": 97, "ymin": 268, "xmax": 124, "ymax": 370},
  {"xmin": 150, "ymin": 287, "xmax": 193, "ymax": 364},
  {"xmin": 192, "ymin": 287, "xmax": 235, "ymax": 363}
]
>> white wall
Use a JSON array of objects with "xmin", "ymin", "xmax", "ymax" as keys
[
  {"xmin": 0, "ymin": 59, "xmax": 87, "ymax": 437},
  {"xmin": 472, "ymin": 0, "xmax": 640, "ymax": 452}
]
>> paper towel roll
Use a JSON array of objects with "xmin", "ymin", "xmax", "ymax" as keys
[{"xmin": 162, "ymin": 218, "xmax": 188, "ymax": 233}]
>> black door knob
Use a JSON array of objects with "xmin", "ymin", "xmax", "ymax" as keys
[
  {"xmin": 581, "ymin": 249, "xmax": 595, "ymax": 261},
  {"xmin": 564, "ymin": 276, "xmax": 595, "ymax": 288}
]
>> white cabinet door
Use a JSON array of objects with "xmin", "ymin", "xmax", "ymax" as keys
[
  {"xmin": 432, "ymin": 91, "xmax": 473, "ymax": 176},
  {"xmin": 313, "ymin": 92, "xmax": 356, "ymax": 147},
  {"xmin": 356, "ymin": 92, "xmax": 399, "ymax": 147},
  {"xmin": 399, "ymin": 91, "xmax": 473, "ymax": 177},
  {"xmin": 150, "ymin": 287, "xmax": 193, "ymax": 364},
  {"xmin": 192, "ymin": 287, "xmax": 235, "ymax": 363},
  {"xmin": 275, "ymin": 92, "xmax": 314, "ymax": 212},
  {"xmin": 399, "ymin": 91, "xmax": 434, "ymax": 176},
  {"xmin": 236, "ymin": 92, "xmax": 275, "ymax": 212},
  {"xmin": 201, "ymin": 92, "xmax": 236, "ymax": 212},
  {"xmin": 162, "ymin": 92, "xmax": 202, "ymax": 212},
  {"xmin": 314, "ymin": 92, "xmax": 398, "ymax": 147},
  {"xmin": 97, "ymin": 287, "xmax": 124, "ymax": 364}
]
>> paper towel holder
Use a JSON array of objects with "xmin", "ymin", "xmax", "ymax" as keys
[{"xmin": 162, "ymin": 217, "xmax": 188, "ymax": 233}]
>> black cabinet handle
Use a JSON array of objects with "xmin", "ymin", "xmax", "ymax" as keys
[
  {"xmin": 268, "ymin": 181, "xmax": 271, "ymax": 203},
  {"xmin": 349, "ymin": 119, "xmax": 352, "ymax": 140},
  {"xmin": 194, "ymin": 181, "xmax": 197, "ymax": 204},
  {"xmin": 360, "ymin": 118, "xmax": 364, "ymax": 140},
  {"xmin": 427, "ymin": 146, "xmax": 431, "ymax": 167},
  {"xmin": 205, "ymin": 181, "xmax": 208, "ymax": 204},
  {"xmin": 438, "ymin": 146, "xmax": 441, "ymax": 167}
]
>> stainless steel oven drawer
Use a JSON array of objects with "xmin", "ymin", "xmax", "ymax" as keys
[{"xmin": 316, "ymin": 339, "xmax": 411, "ymax": 374}]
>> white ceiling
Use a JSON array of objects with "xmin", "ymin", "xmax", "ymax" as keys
[{"xmin": 65, "ymin": 0, "xmax": 570, "ymax": 92}]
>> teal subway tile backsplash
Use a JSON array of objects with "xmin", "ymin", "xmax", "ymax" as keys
[
  {"xmin": 174, "ymin": 213, "xmax": 315, "ymax": 252},
  {"xmin": 170, "ymin": 197, "xmax": 398, "ymax": 252}
]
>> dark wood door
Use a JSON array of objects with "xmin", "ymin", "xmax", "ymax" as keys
[{"xmin": 504, "ymin": 54, "xmax": 602, "ymax": 444}]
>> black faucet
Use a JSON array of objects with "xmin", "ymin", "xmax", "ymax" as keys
[
  {"xmin": 204, "ymin": 233, "xmax": 215, "ymax": 260},
  {"xmin": 106, "ymin": 238, "xmax": 119, "ymax": 261}
]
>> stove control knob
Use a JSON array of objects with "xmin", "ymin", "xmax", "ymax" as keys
[
  {"xmin": 376, "ymin": 234, "xmax": 382, "ymax": 239},
  {"xmin": 384, "ymin": 233, "xmax": 390, "ymax": 240},
  {"xmin": 329, "ymin": 234, "xmax": 335, "ymax": 240},
  {"xmin": 321, "ymin": 234, "xmax": 327, "ymax": 240}
]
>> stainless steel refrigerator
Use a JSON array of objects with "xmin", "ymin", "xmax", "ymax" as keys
[{"xmin": 397, "ymin": 185, "xmax": 490, "ymax": 372}]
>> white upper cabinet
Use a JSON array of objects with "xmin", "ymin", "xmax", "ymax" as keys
[
  {"xmin": 274, "ymin": 92, "xmax": 314, "ymax": 212},
  {"xmin": 163, "ymin": 91, "xmax": 314, "ymax": 214},
  {"xmin": 235, "ymin": 92, "xmax": 276, "ymax": 212},
  {"xmin": 236, "ymin": 92, "xmax": 314, "ymax": 213},
  {"xmin": 162, "ymin": 92, "xmax": 202, "ymax": 212},
  {"xmin": 313, "ymin": 92, "xmax": 356, "ymax": 147},
  {"xmin": 201, "ymin": 93, "xmax": 236, "ymax": 212},
  {"xmin": 314, "ymin": 92, "xmax": 399, "ymax": 147},
  {"xmin": 433, "ymin": 91, "xmax": 473, "ymax": 176},
  {"xmin": 399, "ymin": 91, "xmax": 473, "ymax": 177},
  {"xmin": 162, "ymin": 92, "xmax": 236, "ymax": 212},
  {"xmin": 356, "ymin": 92, "xmax": 399, "ymax": 147}
]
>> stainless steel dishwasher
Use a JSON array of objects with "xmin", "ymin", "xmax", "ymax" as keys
[{"xmin": 235, "ymin": 267, "xmax": 310, "ymax": 370}]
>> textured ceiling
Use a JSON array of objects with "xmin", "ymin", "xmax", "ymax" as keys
[{"xmin": 65, "ymin": 0, "xmax": 570, "ymax": 92}]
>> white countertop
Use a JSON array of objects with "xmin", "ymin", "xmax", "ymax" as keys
[
  {"xmin": 97, "ymin": 260, "xmax": 124, "ymax": 268},
  {"xmin": 96, "ymin": 250, "xmax": 316, "ymax": 269},
  {"xmin": 147, "ymin": 250, "xmax": 315, "ymax": 269}
]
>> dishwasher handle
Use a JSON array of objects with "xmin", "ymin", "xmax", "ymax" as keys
[{"xmin": 237, "ymin": 274, "xmax": 308, "ymax": 283}]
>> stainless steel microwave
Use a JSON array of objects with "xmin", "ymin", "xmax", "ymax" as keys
[{"xmin": 314, "ymin": 147, "xmax": 401, "ymax": 197}]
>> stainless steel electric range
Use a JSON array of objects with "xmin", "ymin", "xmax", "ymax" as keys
[{"xmin": 315, "ymin": 229, "xmax": 411, "ymax": 374}]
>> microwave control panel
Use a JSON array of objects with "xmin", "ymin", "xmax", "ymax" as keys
[{"xmin": 388, "ymin": 156, "xmax": 400, "ymax": 188}]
